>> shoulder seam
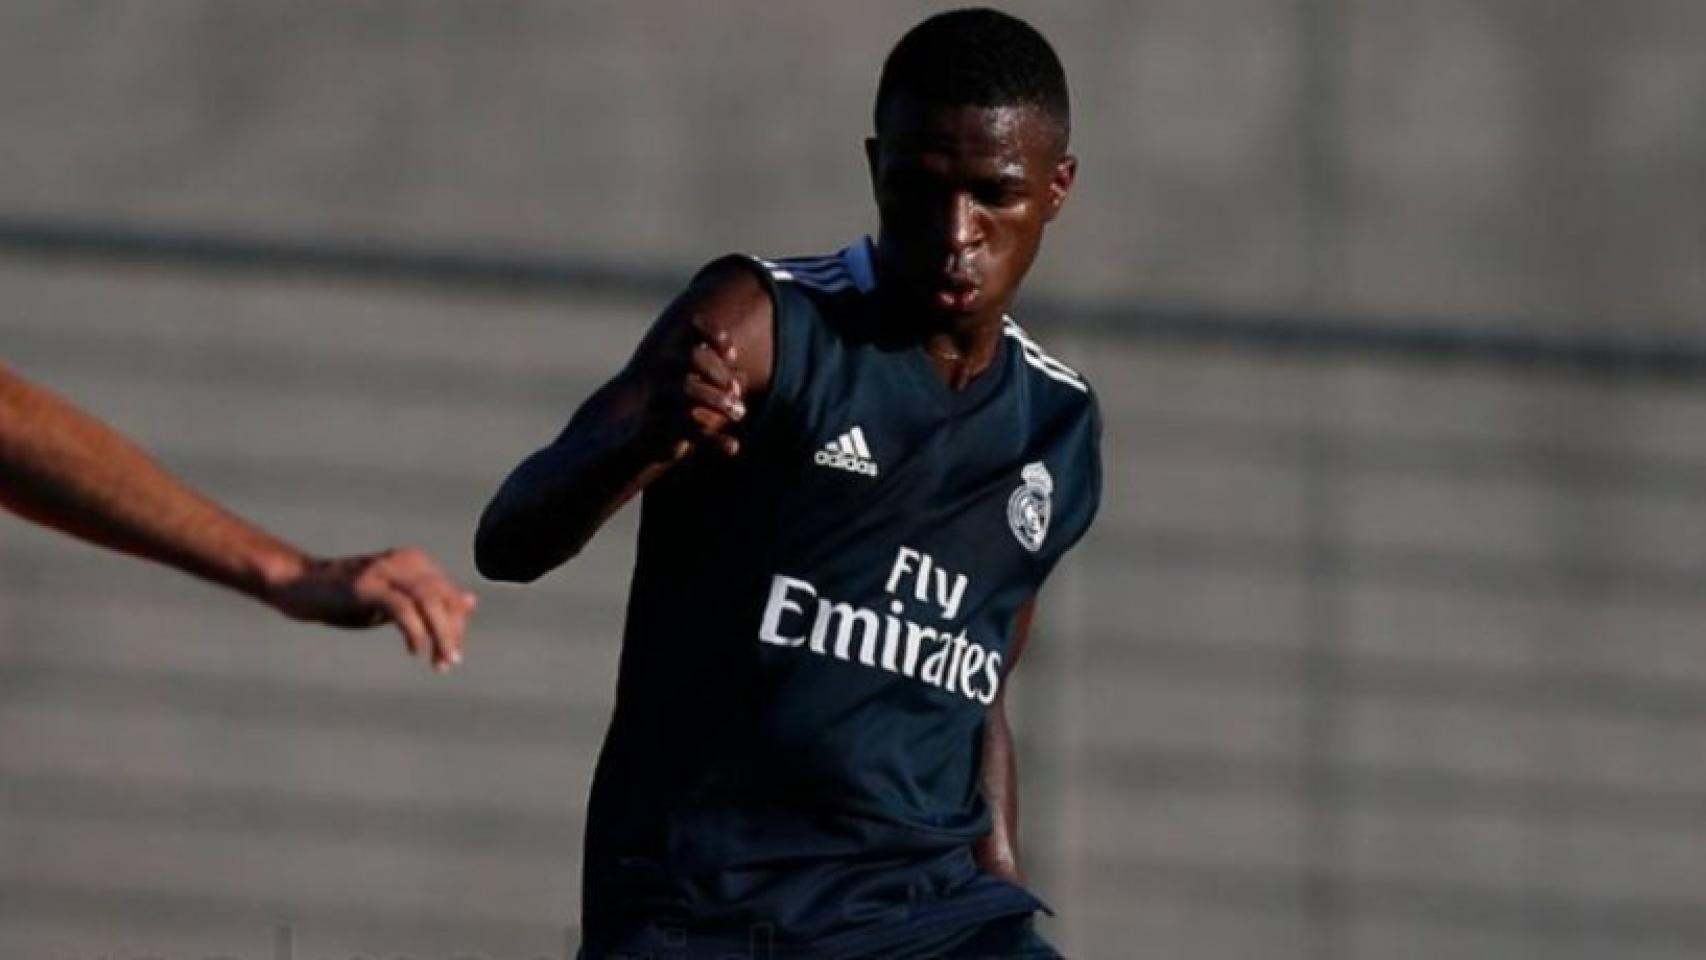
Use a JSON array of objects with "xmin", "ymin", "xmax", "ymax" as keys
[{"xmin": 1003, "ymin": 317, "xmax": 1089, "ymax": 393}]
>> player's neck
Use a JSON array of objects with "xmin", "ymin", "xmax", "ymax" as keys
[
  {"xmin": 865, "ymin": 253, "xmax": 1010, "ymax": 389},
  {"xmin": 921, "ymin": 319, "xmax": 1004, "ymax": 390}
]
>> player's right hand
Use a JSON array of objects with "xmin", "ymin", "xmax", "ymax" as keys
[{"xmin": 638, "ymin": 313, "xmax": 748, "ymax": 463}]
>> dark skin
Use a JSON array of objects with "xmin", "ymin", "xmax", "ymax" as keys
[
  {"xmin": 865, "ymin": 97, "xmax": 1075, "ymax": 385},
  {"xmin": 476, "ymin": 95, "xmax": 1076, "ymax": 883},
  {"xmin": 978, "ymin": 595, "xmax": 1037, "ymax": 883}
]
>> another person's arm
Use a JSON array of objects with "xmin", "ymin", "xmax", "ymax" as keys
[
  {"xmin": 475, "ymin": 263, "xmax": 774, "ymax": 583},
  {"xmin": 0, "ymin": 363, "xmax": 474, "ymax": 671},
  {"xmin": 976, "ymin": 596, "xmax": 1037, "ymax": 884}
]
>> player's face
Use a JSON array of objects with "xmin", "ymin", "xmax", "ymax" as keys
[{"xmin": 866, "ymin": 96, "xmax": 1076, "ymax": 325}]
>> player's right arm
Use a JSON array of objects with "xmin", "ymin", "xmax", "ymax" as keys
[
  {"xmin": 474, "ymin": 263, "xmax": 774, "ymax": 583},
  {"xmin": 0, "ymin": 362, "xmax": 475, "ymax": 671}
]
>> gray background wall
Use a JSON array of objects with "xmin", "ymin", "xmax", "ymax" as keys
[{"xmin": 2, "ymin": 3, "xmax": 1704, "ymax": 959}]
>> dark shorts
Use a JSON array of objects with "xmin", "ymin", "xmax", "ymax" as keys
[
  {"xmin": 585, "ymin": 912, "xmax": 1061, "ymax": 960},
  {"xmin": 842, "ymin": 913, "xmax": 1062, "ymax": 960}
]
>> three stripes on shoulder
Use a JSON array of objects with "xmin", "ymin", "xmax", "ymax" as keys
[
  {"xmin": 760, "ymin": 255, "xmax": 858, "ymax": 293},
  {"xmin": 1002, "ymin": 317, "xmax": 1088, "ymax": 393}
]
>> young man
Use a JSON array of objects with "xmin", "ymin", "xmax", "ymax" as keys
[
  {"xmin": 478, "ymin": 9, "xmax": 1099, "ymax": 957},
  {"xmin": 0, "ymin": 364, "xmax": 474, "ymax": 670}
]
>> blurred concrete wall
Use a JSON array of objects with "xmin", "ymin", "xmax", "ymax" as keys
[
  {"xmin": 3, "ymin": 3, "xmax": 1706, "ymax": 960},
  {"xmin": 2, "ymin": 1, "xmax": 1702, "ymax": 325},
  {"xmin": 9, "ymin": 260, "xmax": 1706, "ymax": 960}
]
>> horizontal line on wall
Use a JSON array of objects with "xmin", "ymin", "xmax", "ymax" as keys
[
  {"xmin": 1087, "ymin": 527, "xmax": 1706, "ymax": 606},
  {"xmin": 4, "ymin": 215, "xmax": 1705, "ymax": 380},
  {"xmin": 0, "ymin": 320, "xmax": 608, "ymax": 412},
  {"xmin": 1076, "ymin": 747, "xmax": 1706, "ymax": 828},
  {"xmin": 1106, "ymin": 419, "xmax": 1706, "ymax": 501}
]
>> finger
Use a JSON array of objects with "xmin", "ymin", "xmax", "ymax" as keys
[
  {"xmin": 431, "ymin": 586, "xmax": 472, "ymax": 664},
  {"xmin": 398, "ymin": 579, "xmax": 465, "ymax": 671},
  {"xmin": 422, "ymin": 586, "xmax": 469, "ymax": 667},
  {"xmin": 685, "ymin": 404, "xmax": 732, "ymax": 439},
  {"xmin": 654, "ymin": 393, "xmax": 728, "ymax": 452},
  {"xmin": 682, "ymin": 374, "xmax": 745, "ymax": 421},
  {"xmin": 378, "ymin": 588, "xmax": 430, "ymax": 659},
  {"xmin": 643, "ymin": 380, "xmax": 725, "ymax": 462},
  {"xmin": 689, "ymin": 341, "xmax": 738, "ymax": 392},
  {"xmin": 428, "ymin": 596, "xmax": 468, "ymax": 670},
  {"xmin": 395, "ymin": 551, "xmax": 478, "ymax": 621},
  {"xmin": 695, "ymin": 419, "xmax": 740, "ymax": 458},
  {"xmin": 689, "ymin": 314, "xmax": 739, "ymax": 363},
  {"xmin": 383, "ymin": 548, "xmax": 472, "ymax": 603}
]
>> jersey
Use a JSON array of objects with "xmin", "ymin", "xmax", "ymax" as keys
[{"xmin": 579, "ymin": 237, "xmax": 1102, "ymax": 958}]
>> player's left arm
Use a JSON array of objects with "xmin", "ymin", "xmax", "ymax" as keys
[{"xmin": 976, "ymin": 595, "xmax": 1037, "ymax": 884}]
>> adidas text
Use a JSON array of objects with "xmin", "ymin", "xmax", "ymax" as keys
[{"xmin": 814, "ymin": 449, "xmax": 879, "ymax": 476}]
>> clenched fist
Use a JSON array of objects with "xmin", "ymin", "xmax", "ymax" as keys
[{"xmin": 637, "ymin": 313, "xmax": 749, "ymax": 463}]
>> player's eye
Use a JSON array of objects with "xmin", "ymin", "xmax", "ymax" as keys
[
  {"xmin": 887, "ymin": 171, "xmax": 939, "ymax": 201},
  {"xmin": 976, "ymin": 183, "xmax": 1027, "ymax": 208}
]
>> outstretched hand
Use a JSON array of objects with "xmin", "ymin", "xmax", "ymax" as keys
[{"xmin": 268, "ymin": 547, "xmax": 477, "ymax": 672}]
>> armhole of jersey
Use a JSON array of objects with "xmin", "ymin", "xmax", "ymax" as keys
[
  {"xmin": 689, "ymin": 253, "xmax": 798, "ymax": 435},
  {"xmin": 1071, "ymin": 390, "xmax": 1104, "ymax": 554},
  {"xmin": 1031, "ymin": 389, "xmax": 1104, "ymax": 589}
]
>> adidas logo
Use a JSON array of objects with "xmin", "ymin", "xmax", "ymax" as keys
[{"xmin": 813, "ymin": 425, "xmax": 879, "ymax": 477}]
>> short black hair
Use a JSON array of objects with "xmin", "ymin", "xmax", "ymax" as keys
[{"xmin": 873, "ymin": 8, "xmax": 1070, "ymax": 146}]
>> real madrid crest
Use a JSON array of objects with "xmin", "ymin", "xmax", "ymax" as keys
[{"xmin": 1007, "ymin": 461, "xmax": 1053, "ymax": 553}]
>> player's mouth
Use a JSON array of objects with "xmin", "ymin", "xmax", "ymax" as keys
[{"xmin": 932, "ymin": 274, "xmax": 981, "ymax": 312}]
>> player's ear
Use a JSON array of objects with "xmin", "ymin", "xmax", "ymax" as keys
[{"xmin": 1044, "ymin": 154, "xmax": 1077, "ymax": 223}]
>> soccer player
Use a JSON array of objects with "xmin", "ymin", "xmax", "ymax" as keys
[
  {"xmin": 477, "ymin": 9, "xmax": 1098, "ymax": 957},
  {"xmin": 0, "ymin": 363, "xmax": 474, "ymax": 670}
]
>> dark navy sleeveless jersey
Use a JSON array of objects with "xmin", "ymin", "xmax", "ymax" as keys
[{"xmin": 580, "ymin": 238, "xmax": 1102, "ymax": 958}]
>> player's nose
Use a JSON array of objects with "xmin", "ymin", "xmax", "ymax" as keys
[{"xmin": 944, "ymin": 192, "xmax": 983, "ymax": 255}]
